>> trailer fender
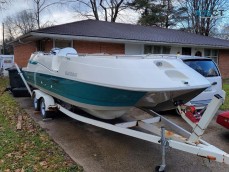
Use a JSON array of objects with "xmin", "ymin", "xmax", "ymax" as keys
[{"xmin": 33, "ymin": 90, "xmax": 56, "ymax": 111}]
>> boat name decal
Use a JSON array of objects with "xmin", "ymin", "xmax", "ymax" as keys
[
  {"xmin": 29, "ymin": 60, "xmax": 38, "ymax": 65},
  {"xmin": 65, "ymin": 71, "xmax": 77, "ymax": 77}
]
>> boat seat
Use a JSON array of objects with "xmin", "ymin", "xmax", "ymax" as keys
[
  {"xmin": 57, "ymin": 47, "xmax": 78, "ymax": 57},
  {"xmin": 66, "ymin": 53, "xmax": 78, "ymax": 58},
  {"xmin": 51, "ymin": 55, "xmax": 61, "ymax": 71},
  {"xmin": 51, "ymin": 48, "xmax": 78, "ymax": 71}
]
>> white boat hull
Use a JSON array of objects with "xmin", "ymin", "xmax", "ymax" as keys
[{"xmin": 22, "ymin": 48, "xmax": 210, "ymax": 119}]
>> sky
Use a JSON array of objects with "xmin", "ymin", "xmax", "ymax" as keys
[
  {"xmin": 1, "ymin": 0, "xmax": 228, "ymax": 43},
  {"xmin": 0, "ymin": 0, "xmax": 139, "ymax": 42}
]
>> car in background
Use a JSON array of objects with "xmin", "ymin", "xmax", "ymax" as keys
[{"xmin": 179, "ymin": 55, "xmax": 226, "ymax": 109}]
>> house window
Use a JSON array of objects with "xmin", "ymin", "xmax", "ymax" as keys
[
  {"xmin": 153, "ymin": 46, "xmax": 161, "ymax": 54},
  {"xmin": 162, "ymin": 46, "xmax": 171, "ymax": 54},
  {"xmin": 182, "ymin": 47, "xmax": 192, "ymax": 55},
  {"xmin": 55, "ymin": 39, "xmax": 72, "ymax": 48},
  {"xmin": 36, "ymin": 40, "xmax": 45, "ymax": 51},
  {"xmin": 144, "ymin": 45, "xmax": 152, "ymax": 54},
  {"xmin": 144, "ymin": 45, "xmax": 171, "ymax": 54},
  {"xmin": 204, "ymin": 49, "xmax": 218, "ymax": 64}
]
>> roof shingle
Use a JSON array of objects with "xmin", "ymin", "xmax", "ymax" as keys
[{"xmin": 33, "ymin": 19, "xmax": 229, "ymax": 48}]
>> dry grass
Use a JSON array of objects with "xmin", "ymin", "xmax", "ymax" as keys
[{"xmin": 0, "ymin": 77, "xmax": 83, "ymax": 171}]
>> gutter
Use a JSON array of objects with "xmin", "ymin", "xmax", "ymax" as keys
[{"xmin": 8, "ymin": 34, "xmax": 33, "ymax": 45}]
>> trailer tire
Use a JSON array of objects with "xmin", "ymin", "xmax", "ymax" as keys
[
  {"xmin": 33, "ymin": 94, "xmax": 40, "ymax": 111},
  {"xmin": 40, "ymin": 98, "xmax": 50, "ymax": 118}
]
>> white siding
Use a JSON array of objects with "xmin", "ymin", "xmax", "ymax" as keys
[
  {"xmin": 170, "ymin": 47, "xmax": 181, "ymax": 54},
  {"xmin": 192, "ymin": 48, "xmax": 204, "ymax": 56},
  {"xmin": 125, "ymin": 44, "xmax": 143, "ymax": 55},
  {"xmin": 125, "ymin": 44, "xmax": 205, "ymax": 56},
  {"xmin": 170, "ymin": 46, "xmax": 204, "ymax": 56}
]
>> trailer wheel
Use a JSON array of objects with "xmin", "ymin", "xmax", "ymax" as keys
[
  {"xmin": 33, "ymin": 95, "xmax": 40, "ymax": 111},
  {"xmin": 40, "ymin": 98, "xmax": 50, "ymax": 118}
]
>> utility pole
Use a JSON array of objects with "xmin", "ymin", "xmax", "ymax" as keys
[{"xmin": 2, "ymin": 23, "xmax": 4, "ymax": 55}]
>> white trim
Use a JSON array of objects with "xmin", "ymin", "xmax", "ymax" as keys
[
  {"xmin": 53, "ymin": 39, "xmax": 55, "ymax": 48},
  {"xmin": 204, "ymin": 48, "xmax": 219, "ymax": 64}
]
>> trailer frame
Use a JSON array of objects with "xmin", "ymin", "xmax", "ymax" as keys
[{"xmin": 15, "ymin": 63, "xmax": 229, "ymax": 171}]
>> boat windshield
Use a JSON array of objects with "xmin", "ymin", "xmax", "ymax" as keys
[{"xmin": 183, "ymin": 59, "xmax": 220, "ymax": 77}]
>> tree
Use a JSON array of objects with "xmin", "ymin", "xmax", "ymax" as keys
[
  {"xmin": 68, "ymin": 0, "xmax": 127, "ymax": 22},
  {"xmin": 127, "ymin": 0, "xmax": 165, "ymax": 26},
  {"xmin": 213, "ymin": 25, "xmax": 229, "ymax": 40},
  {"xmin": 0, "ymin": 0, "xmax": 11, "ymax": 10},
  {"xmin": 161, "ymin": 0, "xmax": 187, "ymax": 28},
  {"xmin": 127, "ymin": 0, "xmax": 182, "ymax": 28},
  {"xmin": 31, "ymin": 0, "xmax": 61, "ymax": 28},
  {"xmin": 177, "ymin": 0, "xmax": 226, "ymax": 36},
  {"xmin": 3, "ymin": 10, "xmax": 36, "ymax": 39}
]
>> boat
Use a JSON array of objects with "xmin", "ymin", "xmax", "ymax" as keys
[{"xmin": 22, "ymin": 47, "xmax": 210, "ymax": 119}]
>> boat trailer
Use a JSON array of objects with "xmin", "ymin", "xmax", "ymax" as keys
[{"xmin": 15, "ymin": 64, "xmax": 229, "ymax": 172}]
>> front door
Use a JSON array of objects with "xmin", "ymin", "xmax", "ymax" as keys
[{"xmin": 182, "ymin": 47, "xmax": 192, "ymax": 55}]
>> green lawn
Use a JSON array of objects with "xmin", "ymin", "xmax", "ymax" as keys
[
  {"xmin": 220, "ymin": 83, "xmax": 229, "ymax": 111},
  {"xmin": 0, "ymin": 77, "xmax": 83, "ymax": 171}
]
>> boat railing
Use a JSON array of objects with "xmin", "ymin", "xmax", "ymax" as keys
[
  {"xmin": 78, "ymin": 53, "xmax": 111, "ymax": 56},
  {"xmin": 32, "ymin": 51, "xmax": 44, "ymax": 55},
  {"xmin": 147, "ymin": 54, "xmax": 179, "ymax": 59},
  {"xmin": 65, "ymin": 52, "xmax": 201, "ymax": 60},
  {"xmin": 77, "ymin": 53, "xmax": 182, "ymax": 60},
  {"xmin": 115, "ymin": 55, "xmax": 146, "ymax": 59},
  {"xmin": 66, "ymin": 53, "xmax": 78, "ymax": 56},
  {"xmin": 114, "ymin": 54, "xmax": 180, "ymax": 59},
  {"xmin": 116, "ymin": 54, "xmax": 204, "ymax": 60}
]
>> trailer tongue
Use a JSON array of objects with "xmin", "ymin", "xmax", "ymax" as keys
[{"xmin": 57, "ymin": 94, "xmax": 229, "ymax": 171}]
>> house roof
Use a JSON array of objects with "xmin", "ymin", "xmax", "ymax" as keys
[{"xmin": 19, "ymin": 19, "xmax": 229, "ymax": 48}]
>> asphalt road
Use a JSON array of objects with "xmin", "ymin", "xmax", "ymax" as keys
[{"xmin": 15, "ymin": 97, "xmax": 229, "ymax": 172}]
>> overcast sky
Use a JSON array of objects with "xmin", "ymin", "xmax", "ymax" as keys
[
  {"xmin": 0, "ymin": 0, "xmax": 75, "ymax": 41},
  {"xmin": 0, "ymin": 0, "xmax": 139, "ymax": 42}
]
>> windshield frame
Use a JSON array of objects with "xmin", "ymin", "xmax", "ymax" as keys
[{"xmin": 183, "ymin": 59, "xmax": 220, "ymax": 77}]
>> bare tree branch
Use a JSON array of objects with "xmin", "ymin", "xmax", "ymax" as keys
[
  {"xmin": 0, "ymin": 0, "xmax": 12, "ymax": 10},
  {"xmin": 177, "ymin": 0, "xmax": 226, "ymax": 36},
  {"xmin": 3, "ymin": 10, "xmax": 37, "ymax": 39},
  {"xmin": 31, "ymin": 0, "xmax": 63, "ymax": 28},
  {"xmin": 66, "ymin": 0, "xmax": 127, "ymax": 22}
]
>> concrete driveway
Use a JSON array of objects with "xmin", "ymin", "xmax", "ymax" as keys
[{"xmin": 15, "ymin": 97, "xmax": 229, "ymax": 172}]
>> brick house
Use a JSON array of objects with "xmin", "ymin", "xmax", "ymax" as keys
[{"xmin": 11, "ymin": 19, "xmax": 229, "ymax": 78}]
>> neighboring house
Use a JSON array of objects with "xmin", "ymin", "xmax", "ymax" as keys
[{"xmin": 11, "ymin": 19, "xmax": 229, "ymax": 78}]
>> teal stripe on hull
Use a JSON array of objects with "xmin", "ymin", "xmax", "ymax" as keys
[{"xmin": 23, "ymin": 71, "xmax": 146, "ymax": 107}]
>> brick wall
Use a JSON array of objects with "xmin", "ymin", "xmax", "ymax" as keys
[
  {"xmin": 13, "ymin": 39, "xmax": 229, "ymax": 78},
  {"xmin": 14, "ymin": 42, "xmax": 37, "ymax": 67},
  {"xmin": 73, "ymin": 40, "xmax": 125, "ymax": 54},
  {"xmin": 218, "ymin": 49, "xmax": 229, "ymax": 79},
  {"xmin": 14, "ymin": 40, "xmax": 125, "ymax": 67}
]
